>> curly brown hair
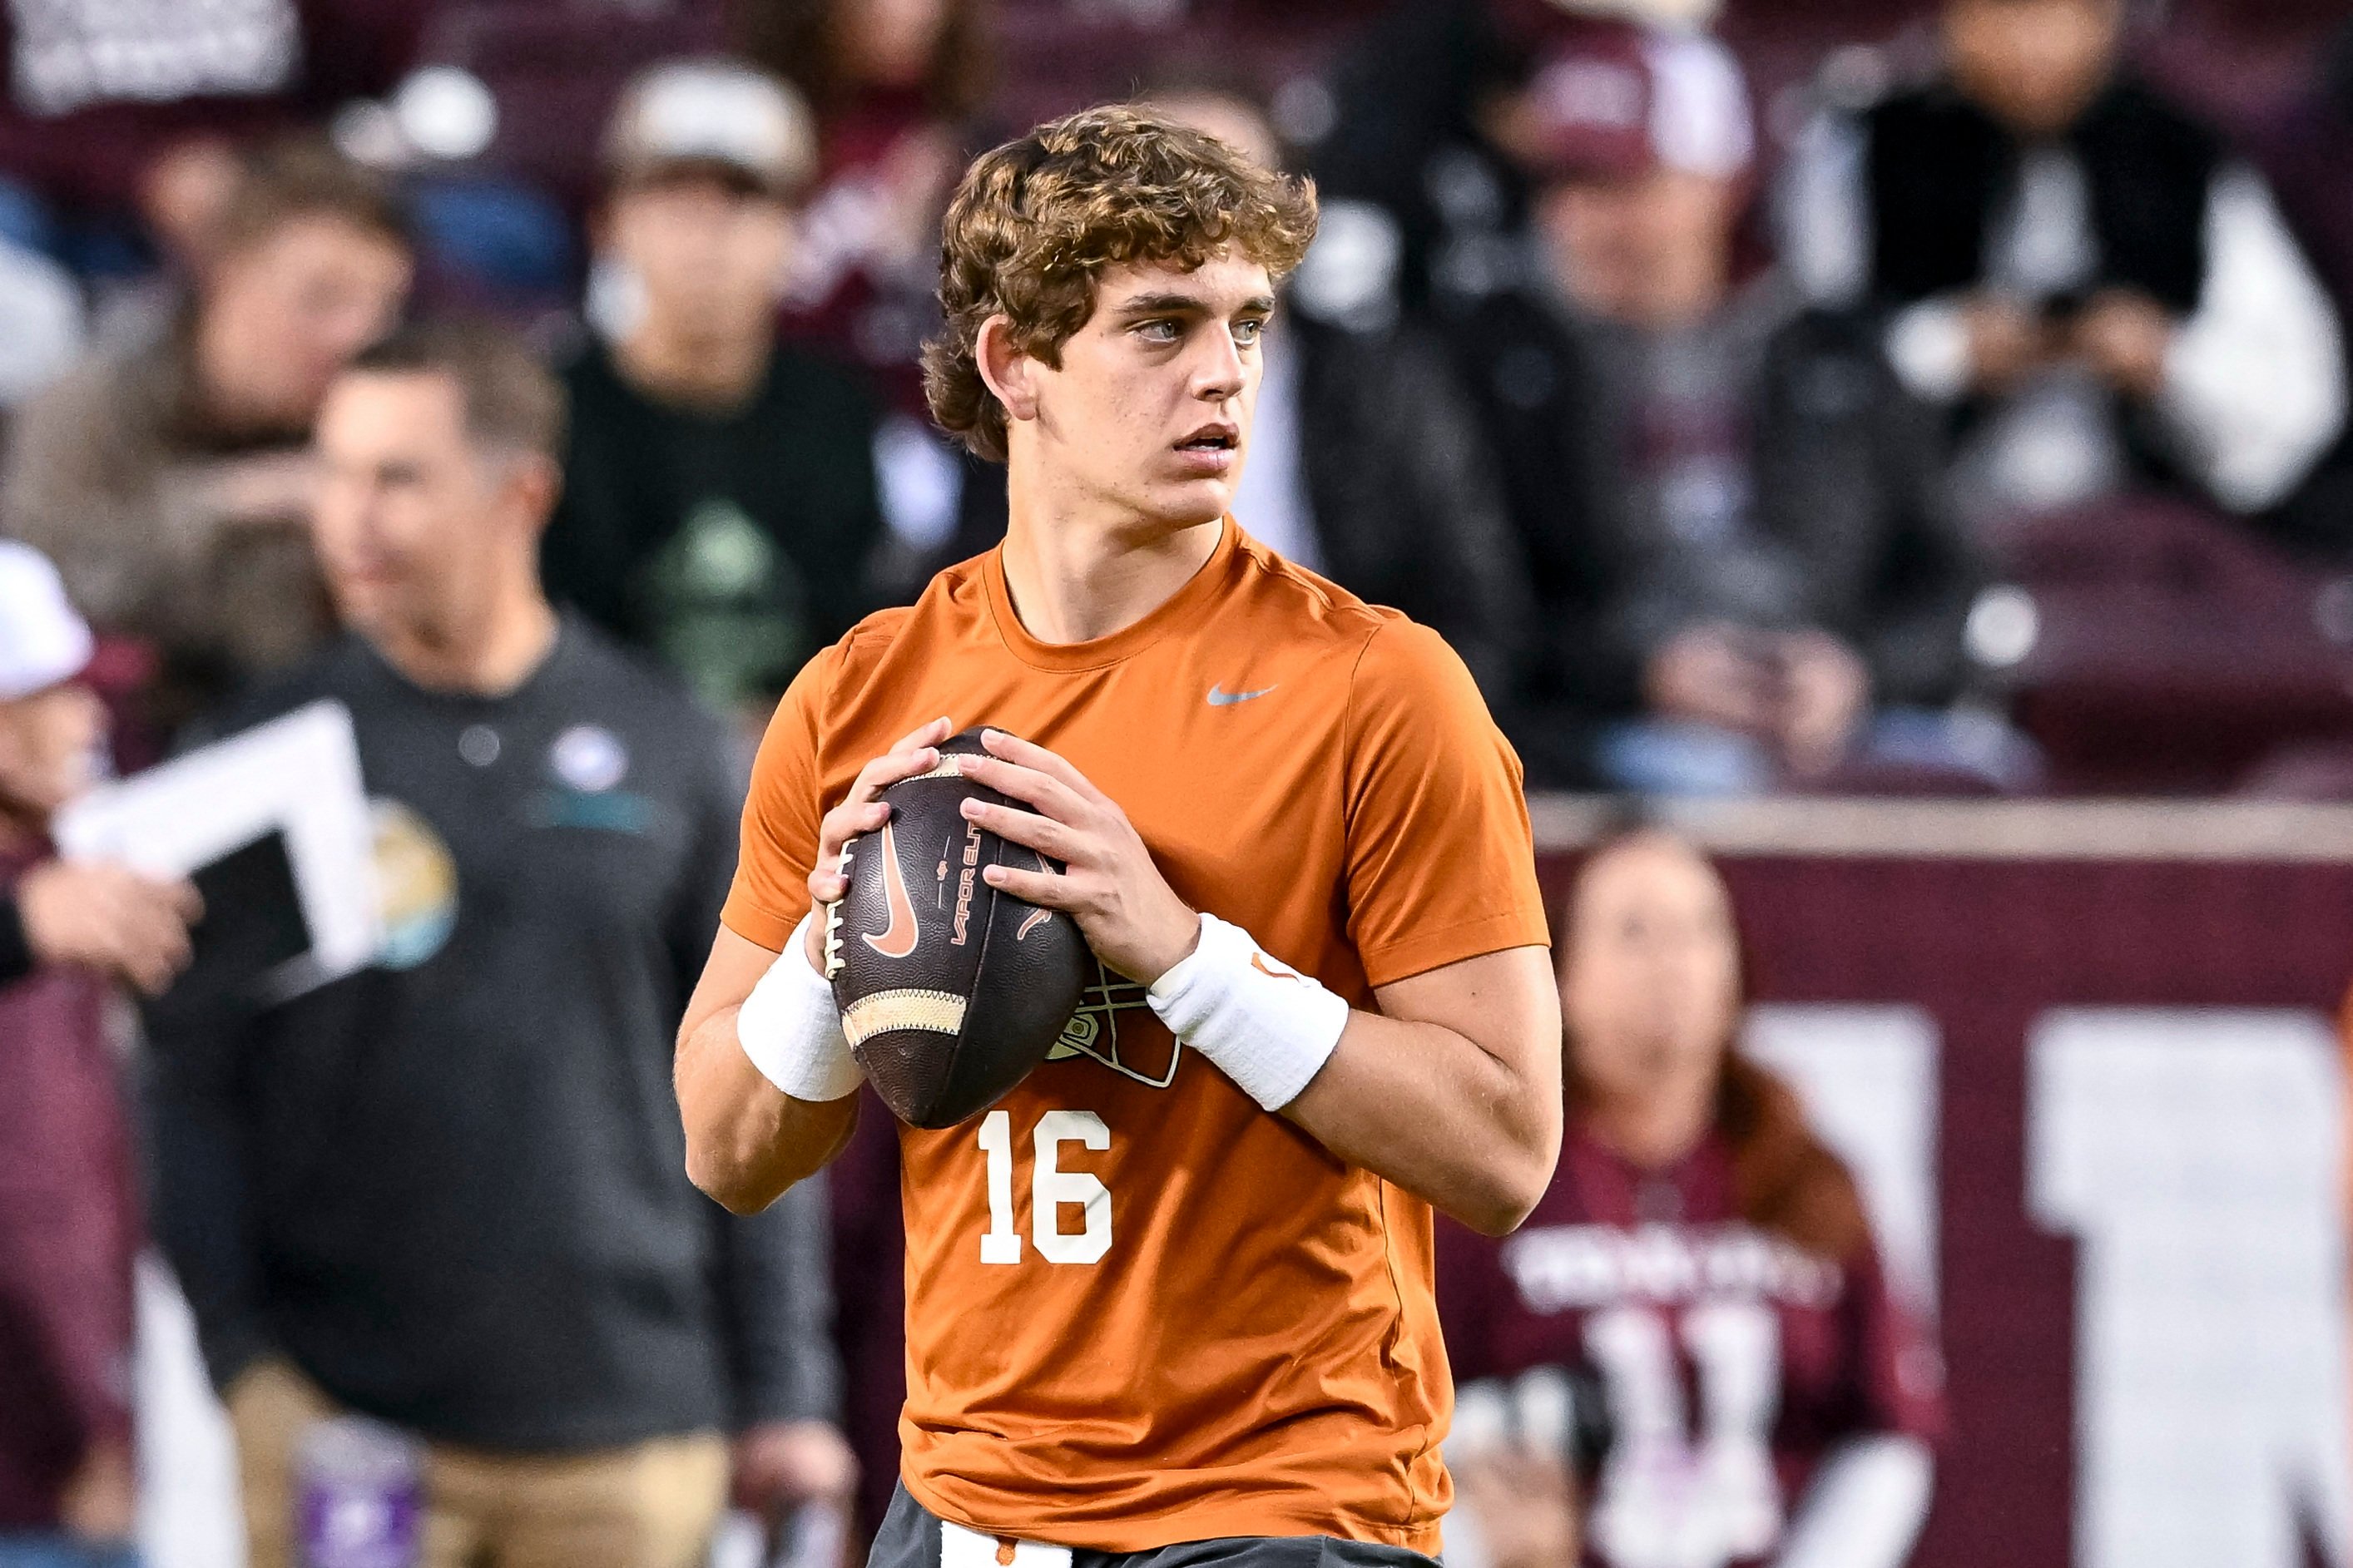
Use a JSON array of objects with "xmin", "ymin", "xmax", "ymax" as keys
[{"xmin": 921, "ymin": 105, "xmax": 1319, "ymax": 462}]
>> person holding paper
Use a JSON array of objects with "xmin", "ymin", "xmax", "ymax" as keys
[
  {"xmin": 0, "ymin": 540, "xmax": 199, "ymax": 1564},
  {"xmin": 146, "ymin": 322, "xmax": 851, "ymax": 1568},
  {"xmin": 0, "ymin": 547, "xmax": 204, "ymax": 996}
]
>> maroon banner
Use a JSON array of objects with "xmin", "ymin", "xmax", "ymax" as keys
[
  {"xmin": 1529, "ymin": 799, "xmax": 2353, "ymax": 1568},
  {"xmin": 835, "ymin": 801, "xmax": 2353, "ymax": 1568}
]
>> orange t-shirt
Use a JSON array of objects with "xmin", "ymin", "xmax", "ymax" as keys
[{"xmin": 722, "ymin": 519, "xmax": 1550, "ymax": 1554}]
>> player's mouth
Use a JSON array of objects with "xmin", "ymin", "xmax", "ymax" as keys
[{"xmin": 1172, "ymin": 423, "xmax": 1240, "ymax": 475}]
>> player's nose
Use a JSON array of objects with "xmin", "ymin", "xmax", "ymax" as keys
[{"xmin": 1190, "ymin": 329, "xmax": 1247, "ymax": 401}]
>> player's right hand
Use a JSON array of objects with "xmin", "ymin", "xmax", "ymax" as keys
[{"xmin": 801, "ymin": 716, "xmax": 955, "ymax": 975}]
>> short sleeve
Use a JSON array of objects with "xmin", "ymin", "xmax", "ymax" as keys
[
  {"xmin": 1342, "ymin": 617, "xmax": 1551, "ymax": 987},
  {"xmin": 720, "ymin": 646, "xmax": 835, "ymax": 952}
]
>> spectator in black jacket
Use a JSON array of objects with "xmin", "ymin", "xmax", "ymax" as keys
[
  {"xmin": 148, "ymin": 324, "xmax": 850, "ymax": 1568},
  {"xmin": 1781, "ymin": 0, "xmax": 2344, "ymax": 524},
  {"xmin": 1143, "ymin": 83, "xmax": 1535, "ymax": 704},
  {"xmin": 547, "ymin": 60, "xmax": 889, "ymax": 728},
  {"xmin": 1456, "ymin": 25, "xmax": 1997, "ymax": 793}
]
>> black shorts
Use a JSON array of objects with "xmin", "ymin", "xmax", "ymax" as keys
[{"xmin": 867, "ymin": 1486, "xmax": 1444, "ymax": 1568}]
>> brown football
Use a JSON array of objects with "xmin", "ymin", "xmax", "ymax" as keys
[{"xmin": 826, "ymin": 729, "xmax": 1091, "ymax": 1128}]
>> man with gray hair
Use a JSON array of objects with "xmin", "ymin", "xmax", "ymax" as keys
[{"xmin": 147, "ymin": 321, "xmax": 851, "ymax": 1568}]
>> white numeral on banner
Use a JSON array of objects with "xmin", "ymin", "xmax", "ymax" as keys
[
  {"xmin": 977, "ymin": 1109, "xmax": 1112, "ymax": 1265},
  {"xmin": 2028, "ymin": 1008, "xmax": 2351, "ymax": 1568}
]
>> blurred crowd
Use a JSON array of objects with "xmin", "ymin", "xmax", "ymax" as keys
[
  {"xmin": 0, "ymin": 0, "xmax": 2349, "ymax": 1563},
  {"xmin": 0, "ymin": 0, "xmax": 2343, "ymax": 797}
]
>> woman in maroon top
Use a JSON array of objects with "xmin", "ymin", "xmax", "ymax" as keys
[{"xmin": 1439, "ymin": 831, "xmax": 1943, "ymax": 1568}]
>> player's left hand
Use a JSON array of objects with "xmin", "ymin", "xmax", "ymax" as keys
[
  {"xmin": 958, "ymin": 729, "xmax": 1200, "ymax": 985},
  {"xmin": 731, "ymin": 1418, "xmax": 856, "ymax": 1518}
]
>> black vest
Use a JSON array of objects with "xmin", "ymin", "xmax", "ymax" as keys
[{"xmin": 1863, "ymin": 77, "xmax": 2225, "ymax": 314}]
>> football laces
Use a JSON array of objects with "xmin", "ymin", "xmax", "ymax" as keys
[{"xmin": 824, "ymin": 839, "xmax": 853, "ymax": 979}]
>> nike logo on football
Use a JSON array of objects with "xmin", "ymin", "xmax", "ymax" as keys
[
  {"xmin": 863, "ymin": 819, "xmax": 920, "ymax": 959},
  {"xmin": 1015, "ymin": 853, "xmax": 1054, "ymax": 941},
  {"xmin": 1207, "ymin": 684, "xmax": 1276, "ymax": 706}
]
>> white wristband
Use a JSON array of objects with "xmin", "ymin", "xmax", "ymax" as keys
[
  {"xmin": 1147, "ymin": 913, "xmax": 1349, "ymax": 1110},
  {"xmin": 735, "ymin": 913, "xmax": 863, "ymax": 1102}
]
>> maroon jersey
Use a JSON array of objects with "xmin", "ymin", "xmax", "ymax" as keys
[
  {"xmin": 1438, "ymin": 1122, "xmax": 1944, "ymax": 1568},
  {"xmin": 0, "ymin": 845, "xmax": 138, "ymax": 1528}
]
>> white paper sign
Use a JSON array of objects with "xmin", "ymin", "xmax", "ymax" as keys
[{"xmin": 56, "ymin": 700, "xmax": 380, "ymax": 997}]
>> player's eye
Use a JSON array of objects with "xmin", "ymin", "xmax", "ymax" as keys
[
  {"xmin": 1137, "ymin": 319, "xmax": 1181, "ymax": 344},
  {"xmin": 1232, "ymin": 318, "xmax": 1266, "ymax": 347}
]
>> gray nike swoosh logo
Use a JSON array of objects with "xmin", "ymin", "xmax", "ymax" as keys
[{"xmin": 1206, "ymin": 684, "xmax": 1277, "ymax": 706}]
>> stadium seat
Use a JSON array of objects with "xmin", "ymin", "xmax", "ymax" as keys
[
  {"xmin": 988, "ymin": 0, "xmax": 1375, "ymax": 131},
  {"xmin": 405, "ymin": 0, "xmax": 727, "ymax": 207},
  {"xmin": 1984, "ymin": 497, "xmax": 2353, "ymax": 794}
]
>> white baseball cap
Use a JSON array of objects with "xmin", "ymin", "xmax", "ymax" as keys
[
  {"xmin": 604, "ymin": 59, "xmax": 818, "ymax": 200},
  {"xmin": 0, "ymin": 541, "xmax": 93, "ymax": 701}
]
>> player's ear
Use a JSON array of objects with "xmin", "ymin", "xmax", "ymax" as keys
[{"xmin": 976, "ymin": 314, "xmax": 1042, "ymax": 426}]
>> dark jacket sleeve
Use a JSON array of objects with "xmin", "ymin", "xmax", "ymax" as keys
[
  {"xmin": 672, "ymin": 724, "xmax": 844, "ymax": 1427},
  {"xmin": 1296, "ymin": 320, "xmax": 1538, "ymax": 702},
  {"xmin": 1763, "ymin": 313, "xmax": 1985, "ymax": 706},
  {"xmin": 1855, "ymin": 428, "xmax": 1984, "ymax": 708},
  {"xmin": 138, "ymin": 700, "xmax": 294, "ymax": 1393},
  {"xmin": 143, "ymin": 977, "xmax": 276, "ymax": 1392},
  {"xmin": 0, "ymin": 893, "xmax": 27, "ymax": 985},
  {"xmin": 711, "ymin": 1173, "xmax": 843, "ymax": 1427},
  {"xmin": 1434, "ymin": 298, "xmax": 1646, "ymax": 783}
]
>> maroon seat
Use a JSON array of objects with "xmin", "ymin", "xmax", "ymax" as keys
[
  {"xmin": 409, "ymin": 0, "xmax": 726, "ymax": 206},
  {"xmin": 988, "ymin": 2, "xmax": 1370, "ymax": 131},
  {"xmin": 1984, "ymin": 497, "xmax": 2353, "ymax": 794},
  {"xmin": 2237, "ymin": 739, "xmax": 2353, "ymax": 799}
]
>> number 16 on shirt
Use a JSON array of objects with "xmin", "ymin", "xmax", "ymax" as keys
[{"xmin": 978, "ymin": 1109, "xmax": 1112, "ymax": 1265}]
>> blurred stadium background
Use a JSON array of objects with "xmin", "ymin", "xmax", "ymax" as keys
[{"xmin": 1, "ymin": 0, "xmax": 2351, "ymax": 1566}]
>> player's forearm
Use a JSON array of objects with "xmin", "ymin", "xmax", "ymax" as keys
[
  {"xmin": 677, "ymin": 1007, "xmax": 859, "ymax": 1214},
  {"xmin": 1285, "ymin": 1008, "xmax": 1562, "ymax": 1236}
]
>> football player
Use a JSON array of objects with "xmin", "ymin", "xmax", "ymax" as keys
[
  {"xmin": 1439, "ymin": 831, "xmax": 1944, "ymax": 1568},
  {"xmin": 676, "ymin": 106, "xmax": 1562, "ymax": 1563}
]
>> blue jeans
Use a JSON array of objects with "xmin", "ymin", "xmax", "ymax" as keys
[
  {"xmin": 1595, "ymin": 707, "xmax": 2043, "ymax": 796},
  {"xmin": 0, "ymin": 1538, "xmax": 139, "ymax": 1568}
]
